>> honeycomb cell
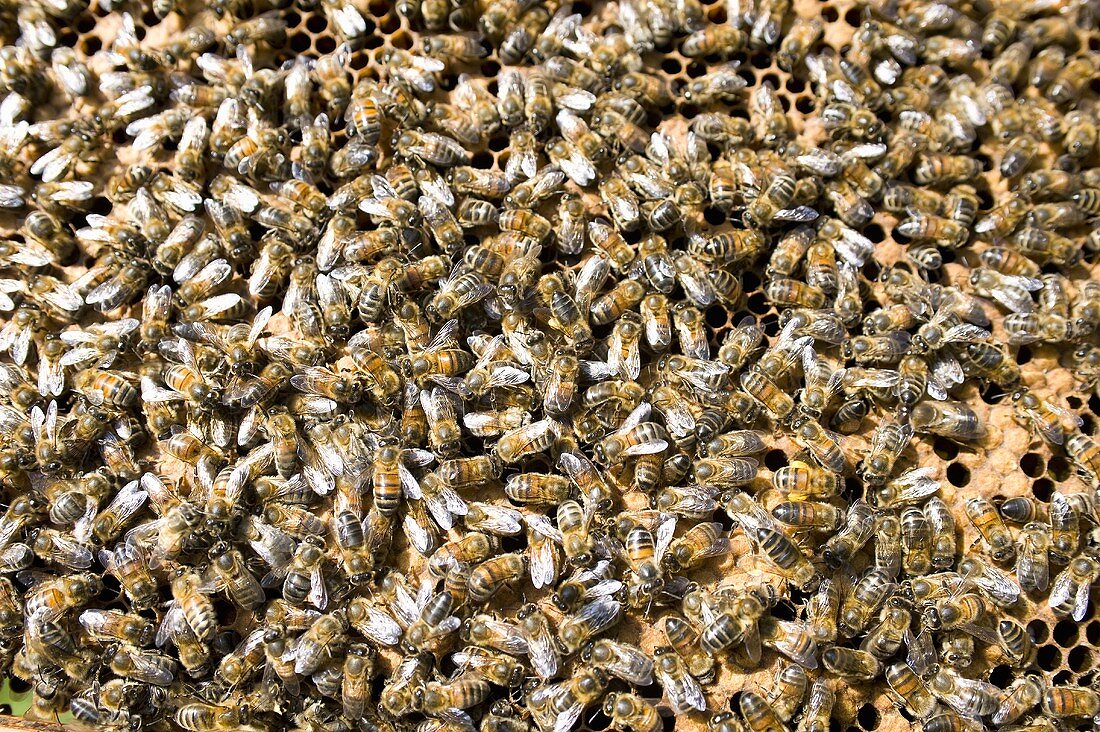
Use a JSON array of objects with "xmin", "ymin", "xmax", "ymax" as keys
[
  {"xmin": 1069, "ymin": 647, "xmax": 1092, "ymax": 672},
  {"xmin": 379, "ymin": 12, "xmax": 400, "ymax": 34},
  {"xmin": 1038, "ymin": 645, "xmax": 1063, "ymax": 671},
  {"xmin": 1020, "ymin": 452, "xmax": 1044, "ymax": 477},
  {"xmin": 857, "ymin": 705, "xmax": 879, "ymax": 730},
  {"xmin": 946, "ymin": 462, "xmax": 970, "ymax": 487},
  {"xmin": 1032, "ymin": 478, "xmax": 1055, "ymax": 501},
  {"xmin": 1055, "ymin": 620, "xmax": 1080, "ymax": 648},
  {"xmin": 289, "ymin": 32, "xmax": 310, "ymax": 52},
  {"xmin": 1030, "ymin": 620, "xmax": 1051, "ymax": 644}
]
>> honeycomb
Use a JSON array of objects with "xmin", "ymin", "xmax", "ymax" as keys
[{"xmin": 0, "ymin": 0, "xmax": 1099, "ymax": 730}]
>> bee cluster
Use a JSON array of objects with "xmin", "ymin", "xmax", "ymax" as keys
[{"xmin": 0, "ymin": 0, "xmax": 1099, "ymax": 729}]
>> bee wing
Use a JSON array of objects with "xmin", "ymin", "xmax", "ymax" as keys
[
  {"xmin": 929, "ymin": 349, "xmax": 964, "ymax": 390},
  {"xmin": 245, "ymin": 306, "xmax": 272, "ymax": 346},
  {"xmin": 604, "ymin": 642, "xmax": 655, "ymax": 686},
  {"xmin": 424, "ymin": 489, "xmax": 459, "ymax": 531},
  {"xmin": 10, "ymin": 324, "xmax": 31, "ymax": 365},
  {"xmin": 608, "ymin": 329, "xmax": 641, "ymax": 381},
  {"xmin": 423, "ymin": 385, "xmax": 459, "ymax": 424},
  {"xmin": 796, "ymin": 148, "xmax": 843, "ymax": 176},
  {"xmin": 655, "ymin": 514, "xmax": 676, "ymax": 564},
  {"xmin": 105, "ymin": 479, "xmax": 149, "ymax": 521},
  {"xmin": 1048, "ymin": 567, "xmax": 1074, "ymax": 613},
  {"xmin": 141, "ymin": 376, "xmax": 182, "ymax": 403},
  {"xmin": 1016, "ymin": 545, "xmax": 1049, "ymax": 593},
  {"xmin": 72, "ymin": 500, "xmax": 99, "ymax": 544},
  {"xmin": 988, "ymin": 282, "xmax": 1037, "ymax": 314},
  {"xmin": 397, "ymin": 463, "xmax": 421, "ymax": 499},
  {"xmin": 196, "ymin": 293, "xmax": 246, "ymax": 318},
  {"xmin": 0, "ymin": 542, "xmax": 30, "ymax": 571},
  {"xmin": 308, "ymin": 564, "xmax": 328, "ymax": 610},
  {"xmin": 657, "ymin": 663, "xmax": 706, "ymax": 714},
  {"xmin": 42, "ymin": 281, "xmax": 84, "ymax": 313},
  {"xmin": 968, "ymin": 564, "xmax": 1021, "ymax": 607},
  {"xmin": 216, "ymin": 178, "xmax": 261, "ymax": 215},
  {"xmin": 548, "ymin": 697, "xmax": 583, "ymax": 732},
  {"xmin": 616, "ymin": 402, "xmax": 652, "ymax": 434},
  {"xmin": 43, "ymin": 531, "xmax": 93, "ymax": 569},
  {"xmin": 602, "ymin": 187, "xmax": 639, "ymax": 227},
  {"xmin": 653, "ymin": 398, "xmax": 696, "ymax": 439},
  {"xmin": 467, "ymin": 502, "xmax": 521, "ymax": 535},
  {"xmin": 486, "ymin": 365, "xmax": 531, "ymax": 390},
  {"xmin": 528, "ymin": 535, "xmax": 560, "ymax": 590},
  {"xmin": 30, "ymin": 145, "xmax": 73, "ymax": 182},
  {"xmin": 557, "ymin": 145, "xmax": 596, "ymax": 187},
  {"xmin": 775, "ymin": 206, "xmax": 819, "ymax": 222},
  {"xmin": 155, "ymin": 602, "xmax": 185, "ymax": 647},
  {"xmin": 6, "ymin": 239, "xmax": 51, "ymax": 266},
  {"xmin": 833, "ymin": 226, "xmax": 874, "ymax": 267},
  {"xmin": 423, "ymin": 319, "xmax": 461, "ymax": 353},
  {"xmin": 887, "ymin": 467, "xmax": 940, "ymax": 504},
  {"xmin": 386, "ymin": 581, "xmax": 420, "ymax": 628},
  {"xmin": 244, "ymin": 518, "xmax": 294, "ymax": 573},
  {"xmin": 403, "ymin": 508, "xmax": 435, "ymax": 555},
  {"xmin": 129, "ymin": 650, "xmax": 176, "ymax": 685},
  {"xmin": 942, "ymin": 323, "xmax": 990, "ymax": 344},
  {"xmin": 905, "ymin": 628, "xmax": 936, "ymax": 676},
  {"xmin": 59, "ymin": 346, "xmax": 101, "ymax": 368},
  {"xmin": 525, "ymin": 622, "xmax": 560, "ymax": 680},
  {"xmin": 418, "ymin": 168, "xmax": 454, "ymax": 207}
]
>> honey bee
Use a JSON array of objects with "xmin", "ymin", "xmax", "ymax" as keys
[
  {"xmin": 911, "ymin": 401, "xmax": 986, "ymax": 442},
  {"xmin": 929, "ymin": 669, "xmax": 1002, "ymax": 718},
  {"xmin": 602, "ymin": 693, "xmax": 660, "ymax": 732},
  {"xmin": 991, "ymin": 675, "xmax": 1042, "ymax": 726},
  {"xmin": 169, "ymin": 569, "xmax": 217, "ymax": 643},
  {"xmin": 821, "ymin": 646, "xmax": 882, "ymax": 680},
  {"xmin": 652, "ymin": 645, "xmax": 706, "ymax": 714},
  {"xmin": 109, "ymin": 645, "xmax": 176, "ymax": 686},
  {"xmin": 964, "ymin": 497, "xmax": 1015, "ymax": 562},
  {"xmin": 558, "ymin": 596, "xmax": 623, "ymax": 655},
  {"xmin": 1043, "ymin": 685, "xmax": 1100, "ymax": 719},
  {"xmin": 816, "ymin": 500, "xmax": 875, "ymax": 572},
  {"xmin": 885, "ymin": 661, "xmax": 938, "ymax": 718}
]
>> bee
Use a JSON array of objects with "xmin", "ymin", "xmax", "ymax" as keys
[
  {"xmin": 885, "ymin": 662, "xmax": 938, "ymax": 718},
  {"xmin": 821, "ymin": 647, "xmax": 882, "ymax": 680},
  {"xmin": 558, "ymin": 596, "xmax": 623, "ymax": 655},
  {"xmin": 751, "ymin": 525, "xmax": 815, "ymax": 587},
  {"xmin": 603, "ymin": 693, "xmax": 660, "ymax": 732},
  {"xmin": 109, "ymin": 645, "xmax": 176, "ymax": 686},
  {"xmin": 208, "ymin": 542, "xmax": 263, "ymax": 611},
  {"xmin": 174, "ymin": 701, "xmax": 251, "ymax": 731},
  {"xmin": 929, "ymin": 669, "xmax": 1002, "ymax": 718},
  {"xmin": 992, "ymin": 675, "xmax": 1043, "ymax": 726},
  {"xmin": 965, "ymin": 497, "xmax": 1015, "ymax": 562},
  {"xmin": 651, "ymin": 646, "xmax": 705, "ymax": 715},
  {"xmin": 290, "ymin": 609, "xmax": 347, "ymax": 677},
  {"xmin": 1067, "ymin": 432, "xmax": 1100, "ymax": 486},
  {"xmin": 170, "ymin": 570, "xmax": 217, "ymax": 642},
  {"xmin": 225, "ymin": 11, "xmax": 288, "ymax": 47},
  {"xmin": 466, "ymin": 553, "xmax": 526, "ymax": 604},
  {"xmin": 1011, "ymin": 388, "xmax": 1081, "ymax": 446},
  {"xmin": 78, "ymin": 608, "xmax": 154, "ymax": 646},
  {"xmin": 584, "ymin": 639, "xmax": 654, "ymax": 688},
  {"xmin": 911, "ymin": 401, "xmax": 986, "ymax": 442},
  {"xmin": 1043, "ymin": 685, "xmax": 1100, "ymax": 719},
  {"xmin": 489, "ymin": 417, "xmax": 558, "ymax": 465},
  {"xmin": 744, "ymin": 174, "xmax": 799, "ymax": 229},
  {"xmin": 767, "ymin": 278, "xmax": 827, "ymax": 309}
]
